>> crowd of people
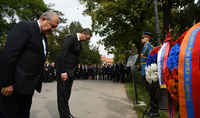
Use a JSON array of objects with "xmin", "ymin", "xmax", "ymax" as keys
[
  {"xmin": 43, "ymin": 61, "xmax": 56, "ymax": 83},
  {"xmin": 42, "ymin": 60, "xmax": 131, "ymax": 84},
  {"xmin": 75, "ymin": 61, "xmax": 131, "ymax": 83}
]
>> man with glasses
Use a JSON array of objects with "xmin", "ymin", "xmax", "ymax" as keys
[
  {"xmin": 55, "ymin": 28, "xmax": 92, "ymax": 118},
  {"xmin": 0, "ymin": 11, "xmax": 59, "ymax": 118}
]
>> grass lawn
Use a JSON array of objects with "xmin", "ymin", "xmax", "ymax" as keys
[{"xmin": 125, "ymin": 71, "xmax": 180, "ymax": 118}]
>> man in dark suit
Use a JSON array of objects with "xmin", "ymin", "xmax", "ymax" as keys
[
  {"xmin": 55, "ymin": 28, "xmax": 92, "ymax": 118},
  {"xmin": 103, "ymin": 64, "xmax": 108, "ymax": 80},
  {"xmin": 81, "ymin": 64, "xmax": 85, "ymax": 79},
  {"xmin": 85, "ymin": 64, "xmax": 88, "ymax": 79},
  {"xmin": 76, "ymin": 63, "xmax": 81, "ymax": 79},
  {"xmin": 99, "ymin": 64, "xmax": 104, "ymax": 80},
  {"xmin": 0, "ymin": 11, "xmax": 59, "ymax": 118},
  {"xmin": 116, "ymin": 63, "xmax": 120, "ymax": 82},
  {"xmin": 108, "ymin": 64, "xmax": 112, "ymax": 80},
  {"xmin": 51, "ymin": 62, "xmax": 56, "ymax": 81},
  {"xmin": 44, "ymin": 61, "xmax": 50, "ymax": 82},
  {"xmin": 120, "ymin": 60, "xmax": 127, "ymax": 83},
  {"xmin": 112, "ymin": 62, "xmax": 117, "ymax": 82},
  {"xmin": 93, "ymin": 63, "xmax": 98, "ymax": 80}
]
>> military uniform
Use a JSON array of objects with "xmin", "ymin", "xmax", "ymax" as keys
[
  {"xmin": 141, "ymin": 32, "xmax": 159, "ymax": 117},
  {"xmin": 141, "ymin": 42, "xmax": 154, "ymax": 76}
]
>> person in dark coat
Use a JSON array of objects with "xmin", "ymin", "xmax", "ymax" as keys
[
  {"xmin": 51, "ymin": 62, "xmax": 56, "ymax": 81},
  {"xmin": 87, "ymin": 65, "xmax": 90, "ymax": 79},
  {"xmin": 97, "ymin": 64, "xmax": 101, "ymax": 80},
  {"xmin": 85, "ymin": 64, "xmax": 89, "ymax": 79},
  {"xmin": 47, "ymin": 61, "xmax": 54, "ymax": 83},
  {"xmin": 103, "ymin": 64, "xmax": 108, "ymax": 80},
  {"xmin": 77, "ymin": 63, "xmax": 81, "ymax": 79},
  {"xmin": 108, "ymin": 64, "xmax": 112, "ymax": 80},
  {"xmin": 44, "ymin": 61, "xmax": 50, "ymax": 82},
  {"xmin": 99, "ymin": 64, "xmax": 104, "ymax": 80},
  {"xmin": 81, "ymin": 64, "xmax": 85, "ymax": 79},
  {"xmin": 120, "ymin": 60, "xmax": 127, "ymax": 83},
  {"xmin": 112, "ymin": 62, "xmax": 117, "ymax": 82},
  {"xmin": 0, "ymin": 11, "xmax": 59, "ymax": 118},
  {"xmin": 55, "ymin": 28, "xmax": 92, "ymax": 118},
  {"xmin": 89, "ymin": 65, "xmax": 94, "ymax": 80},
  {"xmin": 49, "ymin": 62, "xmax": 56, "ymax": 82},
  {"xmin": 93, "ymin": 63, "xmax": 98, "ymax": 80},
  {"xmin": 116, "ymin": 63, "xmax": 120, "ymax": 82}
]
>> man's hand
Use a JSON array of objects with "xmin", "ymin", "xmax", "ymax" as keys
[
  {"xmin": 1, "ymin": 85, "xmax": 13, "ymax": 97},
  {"xmin": 61, "ymin": 73, "xmax": 68, "ymax": 83}
]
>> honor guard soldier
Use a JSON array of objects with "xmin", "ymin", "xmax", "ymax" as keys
[
  {"xmin": 141, "ymin": 32, "xmax": 159, "ymax": 117},
  {"xmin": 141, "ymin": 32, "xmax": 154, "ymax": 78}
]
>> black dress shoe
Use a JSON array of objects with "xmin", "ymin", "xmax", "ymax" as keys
[
  {"xmin": 69, "ymin": 114, "xmax": 75, "ymax": 118},
  {"xmin": 146, "ymin": 112, "xmax": 159, "ymax": 117}
]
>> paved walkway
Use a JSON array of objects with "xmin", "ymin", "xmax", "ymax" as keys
[{"xmin": 30, "ymin": 80, "xmax": 138, "ymax": 118}]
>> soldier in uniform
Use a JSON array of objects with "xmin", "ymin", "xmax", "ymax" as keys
[{"xmin": 141, "ymin": 32, "xmax": 159, "ymax": 117}]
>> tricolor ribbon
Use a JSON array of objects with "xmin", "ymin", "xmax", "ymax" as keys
[
  {"xmin": 179, "ymin": 22, "xmax": 200, "ymax": 118},
  {"xmin": 157, "ymin": 41, "xmax": 170, "ymax": 85},
  {"xmin": 157, "ymin": 43, "xmax": 166, "ymax": 85},
  {"xmin": 163, "ymin": 41, "xmax": 170, "ymax": 84}
]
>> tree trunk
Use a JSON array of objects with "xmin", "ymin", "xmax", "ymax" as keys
[
  {"xmin": 163, "ymin": 0, "xmax": 172, "ymax": 40},
  {"xmin": 153, "ymin": 0, "xmax": 161, "ymax": 46}
]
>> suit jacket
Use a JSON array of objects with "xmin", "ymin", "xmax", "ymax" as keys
[
  {"xmin": 85, "ymin": 67, "xmax": 88, "ymax": 74},
  {"xmin": 77, "ymin": 66, "xmax": 81, "ymax": 74},
  {"xmin": 116, "ymin": 65, "xmax": 119, "ymax": 73},
  {"xmin": 93, "ymin": 66, "xmax": 98, "ymax": 74},
  {"xmin": 100, "ymin": 66, "xmax": 104, "ymax": 74},
  {"xmin": 120, "ymin": 63, "xmax": 126, "ymax": 73},
  {"xmin": 55, "ymin": 34, "xmax": 82, "ymax": 77},
  {"xmin": 45, "ymin": 64, "xmax": 51, "ymax": 74},
  {"xmin": 0, "ymin": 21, "xmax": 48, "ymax": 95},
  {"xmin": 104, "ymin": 66, "xmax": 108, "ymax": 73}
]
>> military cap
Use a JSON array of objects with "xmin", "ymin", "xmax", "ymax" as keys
[{"xmin": 142, "ymin": 32, "xmax": 154, "ymax": 38}]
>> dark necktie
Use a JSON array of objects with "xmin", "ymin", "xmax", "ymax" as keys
[{"xmin": 79, "ymin": 41, "xmax": 81, "ymax": 46}]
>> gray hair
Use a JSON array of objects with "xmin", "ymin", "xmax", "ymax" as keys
[
  {"xmin": 39, "ymin": 11, "xmax": 56, "ymax": 21},
  {"xmin": 80, "ymin": 28, "xmax": 93, "ymax": 37}
]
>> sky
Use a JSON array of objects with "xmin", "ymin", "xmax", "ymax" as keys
[{"xmin": 43, "ymin": 0, "xmax": 114, "ymax": 58}]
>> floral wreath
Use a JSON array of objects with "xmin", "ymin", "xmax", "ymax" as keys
[{"xmin": 164, "ymin": 30, "xmax": 188, "ymax": 103}]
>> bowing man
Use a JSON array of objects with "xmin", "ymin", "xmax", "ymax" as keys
[
  {"xmin": 55, "ymin": 28, "xmax": 92, "ymax": 118},
  {"xmin": 0, "ymin": 11, "xmax": 59, "ymax": 118}
]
